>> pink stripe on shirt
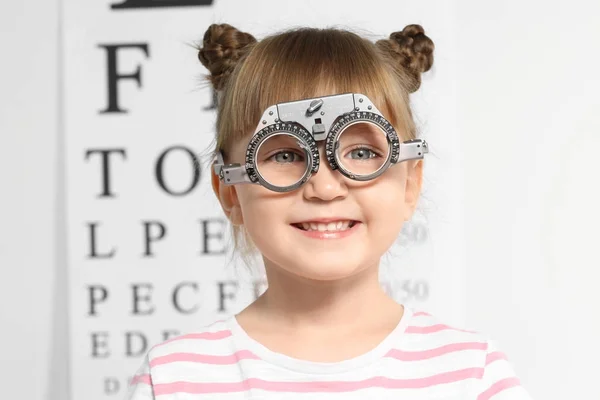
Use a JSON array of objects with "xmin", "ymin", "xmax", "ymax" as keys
[
  {"xmin": 151, "ymin": 343, "xmax": 488, "ymax": 368},
  {"xmin": 485, "ymin": 351, "xmax": 507, "ymax": 366},
  {"xmin": 151, "ymin": 350, "xmax": 261, "ymax": 367},
  {"xmin": 406, "ymin": 324, "xmax": 475, "ymax": 334},
  {"xmin": 154, "ymin": 330, "xmax": 232, "ymax": 348},
  {"xmin": 131, "ymin": 374, "xmax": 152, "ymax": 385},
  {"xmin": 477, "ymin": 377, "xmax": 521, "ymax": 400},
  {"xmin": 385, "ymin": 341, "xmax": 487, "ymax": 361},
  {"xmin": 153, "ymin": 368, "xmax": 483, "ymax": 395},
  {"xmin": 412, "ymin": 311, "xmax": 432, "ymax": 317}
]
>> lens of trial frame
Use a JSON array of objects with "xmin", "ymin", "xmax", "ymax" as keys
[
  {"xmin": 335, "ymin": 122, "xmax": 390, "ymax": 177},
  {"xmin": 255, "ymin": 133, "xmax": 309, "ymax": 187}
]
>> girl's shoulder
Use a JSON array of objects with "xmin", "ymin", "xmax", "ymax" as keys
[
  {"xmin": 401, "ymin": 308, "xmax": 533, "ymax": 399},
  {"xmin": 127, "ymin": 317, "xmax": 237, "ymax": 399},
  {"xmin": 397, "ymin": 308, "xmax": 492, "ymax": 368}
]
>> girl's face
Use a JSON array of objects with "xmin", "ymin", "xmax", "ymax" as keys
[{"xmin": 213, "ymin": 131, "xmax": 423, "ymax": 281}]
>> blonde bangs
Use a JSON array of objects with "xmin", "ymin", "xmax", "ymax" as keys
[{"xmin": 215, "ymin": 28, "xmax": 416, "ymax": 158}]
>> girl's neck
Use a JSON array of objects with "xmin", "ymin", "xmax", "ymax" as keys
[{"xmin": 244, "ymin": 259, "xmax": 402, "ymax": 333}]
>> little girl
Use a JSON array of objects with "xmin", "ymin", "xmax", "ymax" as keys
[{"xmin": 127, "ymin": 23, "xmax": 533, "ymax": 399}]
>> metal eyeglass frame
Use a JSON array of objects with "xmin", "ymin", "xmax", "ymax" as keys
[{"xmin": 213, "ymin": 92, "xmax": 429, "ymax": 193}]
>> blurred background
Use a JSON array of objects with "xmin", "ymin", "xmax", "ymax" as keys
[{"xmin": 1, "ymin": 0, "xmax": 599, "ymax": 399}]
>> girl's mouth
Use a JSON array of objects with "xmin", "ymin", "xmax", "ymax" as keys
[{"xmin": 291, "ymin": 220, "xmax": 358, "ymax": 232}]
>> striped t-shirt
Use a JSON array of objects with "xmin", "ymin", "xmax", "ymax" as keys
[{"xmin": 126, "ymin": 307, "xmax": 532, "ymax": 399}]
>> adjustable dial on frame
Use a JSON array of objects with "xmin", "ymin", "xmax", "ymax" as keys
[
  {"xmin": 325, "ymin": 111, "xmax": 400, "ymax": 181},
  {"xmin": 245, "ymin": 122, "xmax": 319, "ymax": 193}
]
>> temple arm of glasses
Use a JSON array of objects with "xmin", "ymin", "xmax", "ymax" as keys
[
  {"xmin": 213, "ymin": 153, "xmax": 253, "ymax": 185},
  {"xmin": 397, "ymin": 139, "xmax": 429, "ymax": 163}
]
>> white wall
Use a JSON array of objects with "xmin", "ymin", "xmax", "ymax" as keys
[
  {"xmin": 458, "ymin": 2, "xmax": 600, "ymax": 399},
  {"xmin": 1, "ymin": 0, "xmax": 598, "ymax": 399},
  {"xmin": 0, "ymin": 0, "xmax": 68, "ymax": 399}
]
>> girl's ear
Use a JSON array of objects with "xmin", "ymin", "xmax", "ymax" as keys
[
  {"xmin": 211, "ymin": 170, "xmax": 244, "ymax": 226},
  {"xmin": 403, "ymin": 160, "xmax": 423, "ymax": 220}
]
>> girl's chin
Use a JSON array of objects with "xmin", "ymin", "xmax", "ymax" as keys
[{"xmin": 278, "ymin": 260, "xmax": 369, "ymax": 282}]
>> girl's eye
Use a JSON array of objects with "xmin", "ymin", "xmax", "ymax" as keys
[
  {"xmin": 347, "ymin": 147, "xmax": 378, "ymax": 160},
  {"xmin": 269, "ymin": 151, "xmax": 303, "ymax": 163}
]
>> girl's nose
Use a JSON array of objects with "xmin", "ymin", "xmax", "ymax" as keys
[{"xmin": 301, "ymin": 145, "xmax": 349, "ymax": 201}]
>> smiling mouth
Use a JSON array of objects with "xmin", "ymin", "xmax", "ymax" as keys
[{"xmin": 291, "ymin": 220, "xmax": 359, "ymax": 232}]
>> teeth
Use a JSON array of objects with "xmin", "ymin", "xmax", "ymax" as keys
[{"xmin": 298, "ymin": 221, "xmax": 354, "ymax": 232}]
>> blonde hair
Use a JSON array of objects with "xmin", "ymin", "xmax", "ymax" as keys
[{"xmin": 197, "ymin": 24, "xmax": 434, "ymax": 262}]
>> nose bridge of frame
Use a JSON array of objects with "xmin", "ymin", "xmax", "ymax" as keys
[
  {"xmin": 258, "ymin": 93, "xmax": 384, "ymax": 144},
  {"xmin": 275, "ymin": 93, "xmax": 353, "ymax": 142}
]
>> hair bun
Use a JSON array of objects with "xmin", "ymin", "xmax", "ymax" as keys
[
  {"xmin": 197, "ymin": 23, "xmax": 257, "ymax": 91},
  {"xmin": 377, "ymin": 24, "xmax": 435, "ymax": 93}
]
